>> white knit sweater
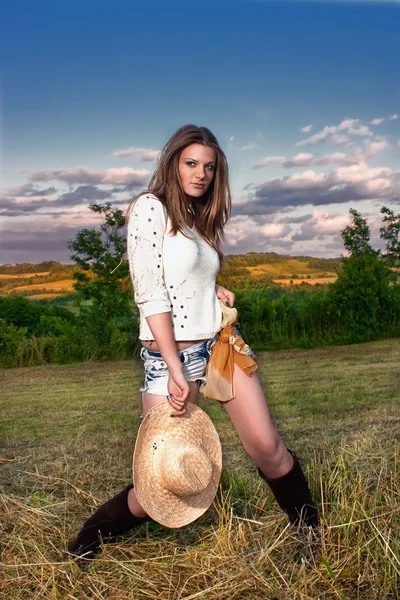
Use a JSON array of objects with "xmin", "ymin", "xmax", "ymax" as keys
[{"xmin": 127, "ymin": 193, "xmax": 222, "ymax": 341}]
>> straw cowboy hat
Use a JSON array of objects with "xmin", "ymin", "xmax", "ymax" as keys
[{"xmin": 132, "ymin": 401, "xmax": 222, "ymax": 528}]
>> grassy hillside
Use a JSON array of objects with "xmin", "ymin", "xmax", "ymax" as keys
[
  {"xmin": 0, "ymin": 255, "xmax": 341, "ymax": 299},
  {"xmin": 1, "ymin": 278, "xmax": 76, "ymax": 296},
  {"xmin": 247, "ymin": 259, "xmax": 336, "ymax": 279},
  {"xmin": 0, "ymin": 262, "xmax": 78, "ymax": 299},
  {"xmin": 246, "ymin": 260, "xmax": 338, "ymax": 286},
  {"xmin": 0, "ymin": 272, "xmax": 51, "ymax": 279},
  {"xmin": 1, "ymin": 339, "xmax": 399, "ymax": 598}
]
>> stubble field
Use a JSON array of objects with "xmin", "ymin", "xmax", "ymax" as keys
[{"xmin": 1, "ymin": 339, "xmax": 399, "ymax": 599}]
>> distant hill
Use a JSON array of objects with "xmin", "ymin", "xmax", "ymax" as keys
[
  {"xmin": 218, "ymin": 252, "xmax": 341, "ymax": 289},
  {"xmin": 0, "ymin": 254, "xmax": 343, "ymax": 300},
  {"xmin": 0, "ymin": 262, "xmax": 79, "ymax": 300},
  {"xmin": 223, "ymin": 252, "xmax": 341, "ymax": 272},
  {"xmin": 0, "ymin": 254, "xmax": 342, "ymax": 274},
  {"xmin": 0, "ymin": 261, "xmax": 74, "ymax": 275}
]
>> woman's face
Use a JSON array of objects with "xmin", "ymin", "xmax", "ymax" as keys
[{"xmin": 178, "ymin": 144, "xmax": 216, "ymax": 198}]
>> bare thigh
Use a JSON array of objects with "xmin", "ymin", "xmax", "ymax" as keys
[
  {"xmin": 141, "ymin": 381, "xmax": 200, "ymax": 418},
  {"xmin": 220, "ymin": 362, "xmax": 293, "ymax": 477}
]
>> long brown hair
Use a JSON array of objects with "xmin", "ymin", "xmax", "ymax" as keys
[{"xmin": 125, "ymin": 124, "xmax": 231, "ymax": 268}]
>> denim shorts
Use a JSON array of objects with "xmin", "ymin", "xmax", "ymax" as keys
[{"xmin": 139, "ymin": 335, "xmax": 219, "ymax": 396}]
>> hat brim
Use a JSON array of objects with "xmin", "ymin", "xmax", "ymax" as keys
[{"xmin": 133, "ymin": 401, "xmax": 222, "ymax": 528}]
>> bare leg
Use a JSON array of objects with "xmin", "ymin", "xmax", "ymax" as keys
[
  {"xmin": 220, "ymin": 363, "xmax": 293, "ymax": 478},
  {"xmin": 128, "ymin": 381, "xmax": 201, "ymax": 517},
  {"xmin": 222, "ymin": 363, "xmax": 319, "ymax": 529}
]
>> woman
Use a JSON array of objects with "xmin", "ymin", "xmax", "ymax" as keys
[{"xmin": 68, "ymin": 124, "xmax": 319, "ymax": 560}]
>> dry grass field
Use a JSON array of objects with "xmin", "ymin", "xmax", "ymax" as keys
[
  {"xmin": 247, "ymin": 261, "xmax": 337, "ymax": 280},
  {"xmin": 1, "ymin": 339, "xmax": 399, "ymax": 599},
  {"xmin": 3, "ymin": 278, "xmax": 76, "ymax": 296},
  {"xmin": 6, "ymin": 278, "xmax": 75, "ymax": 292},
  {"xmin": 23, "ymin": 292, "xmax": 72, "ymax": 300},
  {"xmin": 273, "ymin": 277, "xmax": 338, "ymax": 286},
  {"xmin": 0, "ymin": 272, "xmax": 50, "ymax": 279}
]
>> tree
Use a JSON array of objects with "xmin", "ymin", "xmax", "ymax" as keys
[
  {"xmin": 67, "ymin": 203, "xmax": 134, "ymax": 356},
  {"xmin": 341, "ymin": 208, "xmax": 376, "ymax": 257},
  {"xmin": 380, "ymin": 206, "xmax": 400, "ymax": 268},
  {"xmin": 328, "ymin": 208, "xmax": 396, "ymax": 341}
]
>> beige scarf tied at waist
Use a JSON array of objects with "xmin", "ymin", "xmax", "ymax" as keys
[{"xmin": 199, "ymin": 300, "xmax": 258, "ymax": 402}]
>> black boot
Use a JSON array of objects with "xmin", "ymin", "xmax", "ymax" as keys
[
  {"xmin": 67, "ymin": 483, "xmax": 151, "ymax": 560},
  {"xmin": 257, "ymin": 449, "xmax": 319, "ymax": 529}
]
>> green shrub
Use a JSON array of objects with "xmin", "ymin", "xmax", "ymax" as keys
[
  {"xmin": 327, "ymin": 252, "xmax": 397, "ymax": 342},
  {"xmin": 0, "ymin": 319, "xmax": 28, "ymax": 367}
]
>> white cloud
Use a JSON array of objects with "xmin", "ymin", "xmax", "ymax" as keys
[
  {"xmin": 252, "ymin": 153, "xmax": 314, "ymax": 170},
  {"xmin": 261, "ymin": 223, "xmax": 291, "ymax": 238},
  {"xmin": 301, "ymin": 125, "xmax": 312, "ymax": 132},
  {"xmin": 232, "ymin": 195, "xmax": 251, "ymax": 206},
  {"xmin": 26, "ymin": 167, "xmax": 151, "ymax": 186},
  {"xmin": 316, "ymin": 152, "xmax": 357, "ymax": 166},
  {"xmin": 224, "ymin": 224, "xmax": 249, "ymax": 247},
  {"xmin": 283, "ymin": 153, "xmax": 314, "ymax": 168},
  {"xmin": 370, "ymin": 118, "xmax": 385, "ymax": 125},
  {"xmin": 309, "ymin": 210, "xmax": 349, "ymax": 234},
  {"xmin": 298, "ymin": 118, "xmax": 373, "ymax": 147},
  {"xmin": 101, "ymin": 168, "xmax": 150, "ymax": 185},
  {"xmin": 113, "ymin": 147, "xmax": 159, "ymax": 161},
  {"xmin": 363, "ymin": 178, "xmax": 391, "ymax": 194},
  {"xmin": 389, "ymin": 114, "xmax": 398, "ymax": 120},
  {"xmin": 335, "ymin": 162, "xmax": 392, "ymax": 184},
  {"xmin": 330, "ymin": 134, "xmax": 352, "ymax": 146},
  {"xmin": 291, "ymin": 207, "xmax": 387, "ymax": 255},
  {"xmin": 223, "ymin": 217, "xmax": 295, "ymax": 254},
  {"xmin": 292, "ymin": 209, "xmax": 350, "ymax": 242},
  {"xmin": 252, "ymin": 156, "xmax": 286, "ymax": 169},
  {"xmin": 279, "ymin": 170, "xmax": 327, "ymax": 189},
  {"xmin": 234, "ymin": 160, "xmax": 399, "ymax": 217},
  {"xmin": 364, "ymin": 139, "xmax": 389, "ymax": 156},
  {"xmin": 251, "ymin": 135, "xmax": 389, "ymax": 172},
  {"xmin": 316, "ymin": 140, "xmax": 388, "ymax": 166}
]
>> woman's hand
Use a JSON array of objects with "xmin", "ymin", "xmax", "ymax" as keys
[
  {"xmin": 167, "ymin": 367, "xmax": 190, "ymax": 416},
  {"xmin": 215, "ymin": 284, "xmax": 235, "ymax": 308}
]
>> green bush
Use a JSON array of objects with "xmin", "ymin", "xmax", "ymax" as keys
[
  {"xmin": 327, "ymin": 252, "xmax": 397, "ymax": 342},
  {"xmin": 0, "ymin": 319, "xmax": 29, "ymax": 367},
  {"xmin": 0, "ymin": 295, "xmax": 140, "ymax": 366}
]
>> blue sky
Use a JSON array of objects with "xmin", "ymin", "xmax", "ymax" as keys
[{"xmin": 0, "ymin": 0, "xmax": 399, "ymax": 264}]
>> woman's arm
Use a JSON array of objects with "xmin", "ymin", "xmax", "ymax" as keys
[
  {"xmin": 145, "ymin": 312, "xmax": 183, "ymax": 372},
  {"xmin": 127, "ymin": 194, "xmax": 182, "ymax": 370}
]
